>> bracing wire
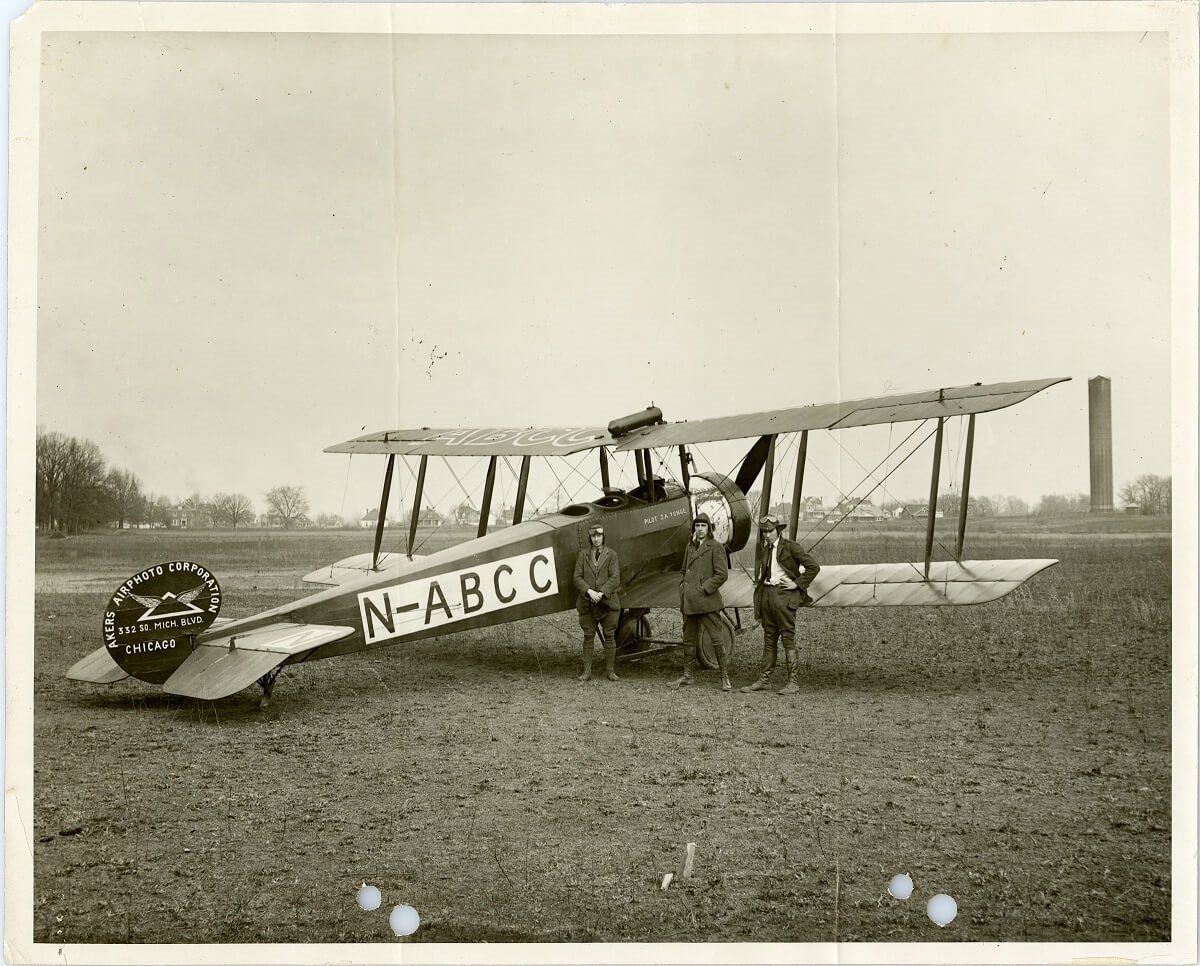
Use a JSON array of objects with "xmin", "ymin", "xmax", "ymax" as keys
[
  {"xmin": 800, "ymin": 421, "xmax": 929, "ymax": 540},
  {"xmin": 441, "ymin": 455, "xmax": 479, "ymax": 512},
  {"xmin": 337, "ymin": 453, "xmax": 355, "ymax": 524},
  {"xmin": 803, "ymin": 422, "xmax": 938, "ymax": 549},
  {"xmin": 807, "ymin": 422, "xmax": 964, "ymax": 564}
]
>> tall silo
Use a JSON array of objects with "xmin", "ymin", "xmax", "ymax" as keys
[{"xmin": 1088, "ymin": 376, "xmax": 1114, "ymax": 512}]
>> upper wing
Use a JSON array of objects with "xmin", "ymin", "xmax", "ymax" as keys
[
  {"xmin": 610, "ymin": 377, "xmax": 1069, "ymax": 451},
  {"xmin": 324, "ymin": 378, "xmax": 1067, "ymax": 457}
]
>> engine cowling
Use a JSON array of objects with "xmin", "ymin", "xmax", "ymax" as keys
[{"xmin": 689, "ymin": 472, "xmax": 752, "ymax": 553}]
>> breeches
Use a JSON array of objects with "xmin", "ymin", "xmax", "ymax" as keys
[
  {"xmin": 682, "ymin": 612, "xmax": 724, "ymax": 656},
  {"xmin": 761, "ymin": 586, "xmax": 799, "ymax": 652},
  {"xmin": 579, "ymin": 609, "xmax": 618, "ymax": 644}
]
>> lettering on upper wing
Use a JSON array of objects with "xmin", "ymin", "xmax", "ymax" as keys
[
  {"xmin": 420, "ymin": 428, "xmax": 604, "ymax": 449},
  {"xmin": 357, "ymin": 548, "xmax": 559, "ymax": 644}
]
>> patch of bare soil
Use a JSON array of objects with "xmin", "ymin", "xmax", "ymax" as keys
[{"xmin": 30, "ymin": 534, "xmax": 1171, "ymax": 943}]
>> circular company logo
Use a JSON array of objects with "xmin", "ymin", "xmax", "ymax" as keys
[{"xmin": 102, "ymin": 561, "xmax": 222, "ymax": 684}]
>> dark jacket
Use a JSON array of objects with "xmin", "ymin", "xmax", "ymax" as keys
[
  {"xmin": 574, "ymin": 546, "xmax": 621, "ymax": 614},
  {"xmin": 753, "ymin": 537, "xmax": 820, "ymax": 618},
  {"xmin": 680, "ymin": 537, "xmax": 728, "ymax": 615}
]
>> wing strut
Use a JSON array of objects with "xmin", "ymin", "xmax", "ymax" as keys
[
  {"xmin": 478, "ymin": 456, "xmax": 497, "ymax": 537},
  {"xmin": 513, "ymin": 455, "xmax": 531, "ymax": 525},
  {"xmin": 755, "ymin": 435, "xmax": 777, "ymax": 574},
  {"xmin": 599, "ymin": 448, "xmax": 610, "ymax": 490},
  {"xmin": 923, "ymin": 417, "xmax": 945, "ymax": 577},
  {"xmin": 678, "ymin": 445, "xmax": 690, "ymax": 492},
  {"xmin": 407, "ymin": 455, "xmax": 428, "ymax": 560},
  {"xmin": 789, "ymin": 430, "xmax": 809, "ymax": 540},
  {"xmin": 639, "ymin": 450, "xmax": 656, "ymax": 502},
  {"xmin": 955, "ymin": 414, "xmax": 976, "ymax": 561},
  {"xmin": 760, "ymin": 436, "xmax": 776, "ymax": 516},
  {"xmin": 372, "ymin": 454, "xmax": 396, "ymax": 571}
]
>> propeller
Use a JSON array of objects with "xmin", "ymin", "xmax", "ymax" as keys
[{"xmin": 734, "ymin": 435, "xmax": 773, "ymax": 495}]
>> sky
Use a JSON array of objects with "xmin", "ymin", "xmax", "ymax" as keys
[{"xmin": 29, "ymin": 15, "xmax": 1178, "ymax": 523}]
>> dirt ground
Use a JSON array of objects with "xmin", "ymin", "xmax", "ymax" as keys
[{"xmin": 28, "ymin": 527, "xmax": 1172, "ymax": 944}]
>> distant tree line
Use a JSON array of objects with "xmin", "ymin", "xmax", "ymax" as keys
[
  {"xmin": 752, "ymin": 482, "xmax": 1171, "ymax": 524},
  {"xmin": 36, "ymin": 428, "xmax": 1172, "ymax": 533},
  {"xmin": 34, "ymin": 428, "xmax": 333, "ymax": 533}
]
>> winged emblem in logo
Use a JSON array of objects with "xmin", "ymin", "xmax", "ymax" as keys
[{"xmin": 130, "ymin": 585, "xmax": 208, "ymax": 620}]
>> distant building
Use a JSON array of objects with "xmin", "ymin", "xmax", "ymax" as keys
[
  {"xmin": 768, "ymin": 498, "xmax": 827, "ymax": 522},
  {"xmin": 892, "ymin": 503, "xmax": 943, "ymax": 520},
  {"xmin": 170, "ymin": 505, "xmax": 212, "ymax": 529},
  {"xmin": 259, "ymin": 512, "xmax": 311, "ymax": 529}
]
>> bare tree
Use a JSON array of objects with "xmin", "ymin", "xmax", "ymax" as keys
[
  {"xmin": 152, "ymin": 494, "xmax": 174, "ymax": 528},
  {"xmin": 227, "ymin": 493, "xmax": 255, "ymax": 528},
  {"xmin": 36, "ymin": 429, "xmax": 71, "ymax": 531},
  {"xmin": 38, "ymin": 434, "xmax": 110, "ymax": 533},
  {"xmin": 1036, "ymin": 493, "xmax": 1088, "ymax": 516},
  {"xmin": 265, "ymin": 485, "xmax": 310, "ymax": 529},
  {"xmin": 105, "ymin": 468, "xmax": 143, "ymax": 530},
  {"xmin": 993, "ymin": 495, "xmax": 1029, "ymax": 516},
  {"xmin": 206, "ymin": 493, "xmax": 234, "ymax": 528},
  {"xmin": 1119, "ymin": 474, "xmax": 1172, "ymax": 515}
]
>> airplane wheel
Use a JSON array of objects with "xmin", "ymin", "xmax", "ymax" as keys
[
  {"xmin": 616, "ymin": 609, "xmax": 652, "ymax": 653},
  {"xmin": 697, "ymin": 612, "xmax": 736, "ymax": 670}
]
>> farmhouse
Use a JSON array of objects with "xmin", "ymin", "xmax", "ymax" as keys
[
  {"xmin": 891, "ymin": 503, "xmax": 944, "ymax": 520},
  {"xmin": 169, "ymin": 505, "xmax": 212, "ymax": 529}
]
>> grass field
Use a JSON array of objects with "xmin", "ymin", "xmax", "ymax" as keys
[{"xmin": 30, "ymin": 523, "xmax": 1172, "ymax": 944}]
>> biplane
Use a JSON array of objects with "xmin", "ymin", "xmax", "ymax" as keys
[{"xmin": 67, "ymin": 377, "xmax": 1068, "ymax": 705}]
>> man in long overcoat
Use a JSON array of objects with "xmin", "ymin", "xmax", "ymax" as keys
[
  {"xmin": 741, "ymin": 513, "xmax": 821, "ymax": 695},
  {"xmin": 672, "ymin": 513, "xmax": 731, "ymax": 691},
  {"xmin": 573, "ymin": 523, "xmax": 622, "ymax": 681}
]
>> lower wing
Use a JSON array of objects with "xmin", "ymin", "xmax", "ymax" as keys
[{"xmin": 621, "ymin": 559, "xmax": 1058, "ymax": 609}]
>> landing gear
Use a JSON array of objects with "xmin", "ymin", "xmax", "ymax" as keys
[
  {"xmin": 256, "ymin": 668, "xmax": 283, "ymax": 709},
  {"xmin": 612, "ymin": 608, "xmax": 736, "ymax": 669},
  {"xmin": 616, "ymin": 608, "xmax": 653, "ymax": 654}
]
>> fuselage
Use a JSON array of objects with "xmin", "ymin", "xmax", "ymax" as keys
[{"xmin": 197, "ymin": 485, "xmax": 698, "ymax": 665}]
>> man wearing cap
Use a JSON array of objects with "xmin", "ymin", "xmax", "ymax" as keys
[
  {"xmin": 741, "ymin": 514, "xmax": 821, "ymax": 695},
  {"xmin": 573, "ymin": 523, "xmax": 622, "ymax": 682},
  {"xmin": 672, "ymin": 513, "xmax": 732, "ymax": 691}
]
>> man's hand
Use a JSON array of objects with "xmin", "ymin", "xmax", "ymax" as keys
[
  {"xmin": 779, "ymin": 577, "xmax": 798, "ymax": 591},
  {"xmin": 587, "ymin": 589, "xmax": 603, "ymax": 603}
]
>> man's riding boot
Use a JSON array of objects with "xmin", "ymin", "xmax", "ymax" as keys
[
  {"xmin": 671, "ymin": 657, "xmax": 698, "ymax": 688},
  {"xmin": 777, "ymin": 647, "xmax": 801, "ymax": 694},
  {"xmin": 715, "ymin": 646, "xmax": 731, "ymax": 692},
  {"xmin": 604, "ymin": 640, "xmax": 620, "ymax": 681},
  {"xmin": 739, "ymin": 644, "xmax": 777, "ymax": 692},
  {"xmin": 739, "ymin": 669, "xmax": 771, "ymax": 693},
  {"xmin": 577, "ymin": 637, "xmax": 593, "ymax": 682}
]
